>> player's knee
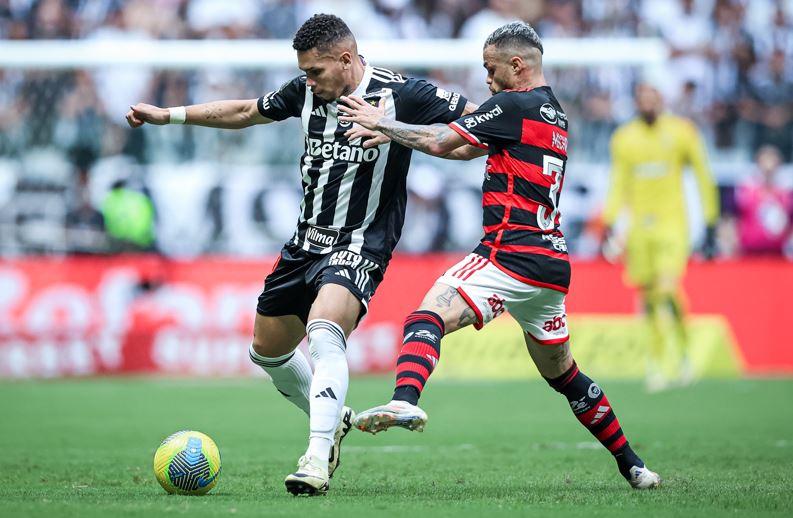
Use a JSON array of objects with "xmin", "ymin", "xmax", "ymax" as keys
[
  {"xmin": 250, "ymin": 334, "xmax": 299, "ymax": 360},
  {"xmin": 535, "ymin": 343, "xmax": 573, "ymax": 380},
  {"xmin": 250, "ymin": 338, "xmax": 271, "ymax": 358}
]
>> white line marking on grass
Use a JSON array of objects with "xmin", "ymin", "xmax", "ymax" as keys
[{"xmin": 345, "ymin": 444, "xmax": 475, "ymax": 454}]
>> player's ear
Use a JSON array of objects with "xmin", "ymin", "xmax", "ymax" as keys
[
  {"xmin": 510, "ymin": 56, "xmax": 524, "ymax": 74},
  {"xmin": 340, "ymin": 51, "xmax": 353, "ymax": 70}
]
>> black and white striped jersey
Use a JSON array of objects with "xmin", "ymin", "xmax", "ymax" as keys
[{"xmin": 257, "ymin": 65, "xmax": 467, "ymax": 266}]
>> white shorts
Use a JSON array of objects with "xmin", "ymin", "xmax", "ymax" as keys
[{"xmin": 438, "ymin": 253, "xmax": 569, "ymax": 344}]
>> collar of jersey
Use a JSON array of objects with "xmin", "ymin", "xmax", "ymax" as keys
[{"xmin": 348, "ymin": 65, "xmax": 374, "ymax": 99}]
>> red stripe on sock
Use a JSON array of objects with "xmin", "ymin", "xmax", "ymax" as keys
[
  {"xmin": 577, "ymin": 396, "xmax": 611, "ymax": 426},
  {"xmin": 607, "ymin": 435, "xmax": 627, "ymax": 453},
  {"xmin": 559, "ymin": 365, "xmax": 580, "ymax": 388},
  {"xmin": 404, "ymin": 313, "xmax": 444, "ymax": 333},
  {"xmin": 396, "ymin": 362, "xmax": 430, "ymax": 380},
  {"xmin": 395, "ymin": 377, "xmax": 424, "ymax": 391},
  {"xmin": 596, "ymin": 419, "xmax": 621, "ymax": 442}
]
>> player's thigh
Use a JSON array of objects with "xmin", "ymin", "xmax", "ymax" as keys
[
  {"xmin": 625, "ymin": 231, "xmax": 654, "ymax": 286},
  {"xmin": 510, "ymin": 285, "xmax": 571, "ymax": 377},
  {"xmin": 417, "ymin": 281, "xmax": 480, "ymax": 334},
  {"xmin": 523, "ymin": 335, "xmax": 572, "ymax": 379},
  {"xmin": 653, "ymin": 236, "xmax": 688, "ymax": 296},
  {"xmin": 307, "ymin": 252, "xmax": 385, "ymax": 336},
  {"xmin": 252, "ymin": 313, "xmax": 306, "ymax": 358},
  {"xmin": 308, "ymin": 283, "xmax": 362, "ymax": 337},
  {"xmin": 430, "ymin": 253, "xmax": 537, "ymax": 334}
]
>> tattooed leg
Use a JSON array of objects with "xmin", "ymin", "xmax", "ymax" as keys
[
  {"xmin": 417, "ymin": 282, "xmax": 479, "ymax": 335},
  {"xmin": 387, "ymin": 282, "xmax": 478, "ymax": 407}
]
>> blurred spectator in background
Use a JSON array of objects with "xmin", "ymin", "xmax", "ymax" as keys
[
  {"xmin": 0, "ymin": 0, "xmax": 792, "ymax": 258},
  {"xmin": 735, "ymin": 145, "xmax": 793, "ymax": 256},
  {"xmin": 399, "ymin": 164, "xmax": 449, "ymax": 253},
  {"xmin": 741, "ymin": 49, "xmax": 793, "ymax": 161},
  {"xmin": 102, "ymin": 178, "xmax": 157, "ymax": 253},
  {"xmin": 65, "ymin": 169, "xmax": 107, "ymax": 254},
  {"xmin": 709, "ymin": 0, "xmax": 755, "ymax": 150},
  {"xmin": 603, "ymin": 83, "xmax": 719, "ymax": 392}
]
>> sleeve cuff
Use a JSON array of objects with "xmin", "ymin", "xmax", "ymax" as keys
[{"xmin": 449, "ymin": 122, "xmax": 488, "ymax": 149}]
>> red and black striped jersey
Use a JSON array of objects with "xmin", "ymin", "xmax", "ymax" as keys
[{"xmin": 449, "ymin": 86, "xmax": 570, "ymax": 293}]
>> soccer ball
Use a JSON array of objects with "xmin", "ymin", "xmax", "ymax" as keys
[{"xmin": 153, "ymin": 430, "xmax": 221, "ymax": 495}]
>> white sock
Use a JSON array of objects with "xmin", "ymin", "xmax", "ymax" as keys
[
  {"xmin": 305, "ymin": 319, "xmax": 348, "ymax": 465},
  {"xmin": 249, "ymin": 345, "xmax": 312, "ymax": 415}
]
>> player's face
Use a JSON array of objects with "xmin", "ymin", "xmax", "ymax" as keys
[
  {"xmin": 635, "ymin": 84, "xmax": 663, "ymax": 119},
  {"xmin": 297, "ymin": 48, "xmax": 349, "ymax": 101},
  {"xmin": 482, "ymin": 45, "xmax": 512, "ymax": 95}
]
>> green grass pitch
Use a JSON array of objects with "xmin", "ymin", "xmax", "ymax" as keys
[{"xmin": 1, "ymin": 377, "xmax": 792, "ymax": 517}]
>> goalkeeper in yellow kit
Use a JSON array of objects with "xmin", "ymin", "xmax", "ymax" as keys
[{"xmin": 603, "ymin": 83, "xmax": 719, "ymax": 391}]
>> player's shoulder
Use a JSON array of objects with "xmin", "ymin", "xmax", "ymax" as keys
[
  {"xmin": 496, "ymin": 87, "xmax": 568, "ymax": 129},
  {"xmin": 265, "ymin": 75, "xmax": 306, "ymax": 101},
  {"xmin": 662, "ymin": 113, "xmax": 700, "ymax": 135},
  {"xmin": 282, "ymin": 75, "xmax": 307, "ymax": 93},
  {"xmin": 367, "ymin": 66, "xmax": 408, "ymax": 87},
  {"xmin": 614, "ymin": 117, "xmax": 644, "ymax": 137},
  {"xmin": 611, "ymin": 119, "xmax": 640, "ymax": 148}
]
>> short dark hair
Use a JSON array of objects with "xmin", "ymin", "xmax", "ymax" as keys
[
  {"xmin": 292, "ymin": 14, "xmax": 354, "ymax": 52},
  {"xmin": 484, "ymin": 21, "xmax": 543, "ymax": 55}
]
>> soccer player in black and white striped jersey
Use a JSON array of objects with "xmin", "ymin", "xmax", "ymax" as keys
[{"xmin": 126, "ymin": 14, "xmax": 474, "ymax": 496}]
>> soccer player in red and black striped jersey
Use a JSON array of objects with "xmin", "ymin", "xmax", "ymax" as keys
[{"xmin": 339, "ymin": 21, "xmax": 661, "ymax": 490}]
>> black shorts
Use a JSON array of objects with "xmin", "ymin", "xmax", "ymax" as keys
[{"xmin": 257, "ymin": 244, "xmax": 385, "ymax": 324}]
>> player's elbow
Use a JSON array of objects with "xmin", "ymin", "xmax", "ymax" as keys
[{"xmin": 426, "ymin": 141, "xmax": 451, "ymax": 157}]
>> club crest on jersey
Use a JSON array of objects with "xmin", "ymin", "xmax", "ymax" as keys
[
  {"xmin": 307, "ymin": 138, "xmax": 380, "ymax": 163},
  {"xmin": 464, "ymin": 104, "xmax": 503, "ymax": 129},
  {"xmin": 361, "ymin": 88, "xmax": 390, "ymax": 107},
  {"xmin": 540, "ymin": 103, "xmax": 557, "ymax": 124},
  {"xmin": 306, "ymin": 225, "xmax": 340, "ymax": 250}
]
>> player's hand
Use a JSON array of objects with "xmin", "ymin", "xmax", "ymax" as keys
[
  {"xmin": 338, "ymin": 95, "xmax": 383, "ymax": 130},
  {"xmin": 126, "ymin": 103, "xmax": 169, "ymax": 128},
  {"xmin": 701, "ymin": 224, "xmax": 718, "ymax": 260},
  {"xmin": 344, "ymin": 125, "xmax": 390, "ymax": 148}
]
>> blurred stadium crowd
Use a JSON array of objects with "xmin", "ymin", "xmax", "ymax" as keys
[{"xmin": 0, "ymin": 0, "xmax": 792, "ymax": 258}]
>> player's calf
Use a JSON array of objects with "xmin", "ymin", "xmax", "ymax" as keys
[
  {"xmin": 391, "ymin": 310, "xmax": 445, "ymax": 406},
  {"xmin": 544, "ymin": 361, "xmax": 661, "ymax": 489}
]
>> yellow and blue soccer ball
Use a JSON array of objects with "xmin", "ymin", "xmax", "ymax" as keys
[{"xmin": 153, "ymin": 430, "xmax": 221, "ymax": 495}]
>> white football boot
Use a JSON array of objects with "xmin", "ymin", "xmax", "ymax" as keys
[
  {"xmin": 328, "ymin": 406, "xmax": 355, "ymax": 478},
  {"xmin": 353, "ymin": 400, "xmax": 428, "ymax": 434},
  {"xmin": 285, "ymin": 455, "xmax": 329, "ymax": 496},
  {"xmin": 628, "ymin": 465, "xmax": 662, "ymax": 489}
]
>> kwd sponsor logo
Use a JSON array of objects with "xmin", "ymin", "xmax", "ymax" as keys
[{"xmin": 464, "ymin": 104, "xmax": 503, "ymax": 129}]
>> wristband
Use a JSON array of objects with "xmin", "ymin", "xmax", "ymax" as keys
[{"xmin": 168, "ymin": 106, "xmax": 187, "ymax": 125}]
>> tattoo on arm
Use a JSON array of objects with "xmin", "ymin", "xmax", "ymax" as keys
[
  {"xmin": 203, "ymin": 103, "xmax": 224, "ymax": 120},
  {"xmin": 376, "ymin": 118, "xmax": 459, "ymax": 156}
]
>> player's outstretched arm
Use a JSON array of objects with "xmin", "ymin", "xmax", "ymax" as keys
[
  {"xmin": 126, "ymin": 99, "xmax": 273, "ymax": 130},
  {"xmin": 441, "ymin": 144, "xmax": 488, "ymax": 160},
  {"xmin": 338, "ymin": 95, "xmax": 467, "ymax": 157}
]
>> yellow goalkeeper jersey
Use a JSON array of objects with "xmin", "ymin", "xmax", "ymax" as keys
[{"xmin": 604, "ymin": 113, "xmax": 719, "ymax": 236}]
